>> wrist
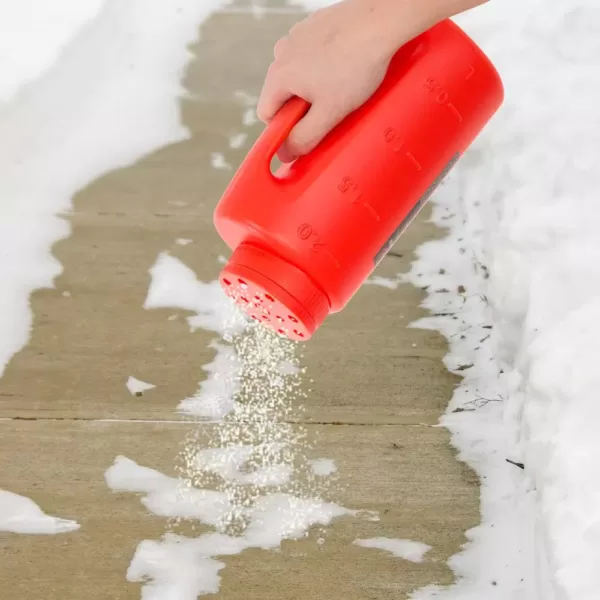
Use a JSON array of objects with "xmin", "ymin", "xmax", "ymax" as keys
[{"xmin": 364, "ymin": 0, "xmax": 487, "ymax": 58}]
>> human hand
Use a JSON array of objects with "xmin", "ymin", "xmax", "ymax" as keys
[{"xmin": 257, "ymin": 0, "xmax": 485, "ymax": 163}]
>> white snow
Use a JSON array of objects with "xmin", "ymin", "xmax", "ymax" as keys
[
  {"xmin": 398, "ymin": 1, "xmax": 600, "ymax": 599},
  {"xmin": 144, "ymin": 253, "xmax": 245, "ymax": 420},
  {"xmin": 309, "ymin": 458, "xmax": 337, "ymax": 477},
  {"xmin": 210, "ymin": 152, "xmax": 232, "ymax": 170},
  {"xmin": 2, "ymin": 0, "xmax": 598, "ymax": 599},
  {"xmin": 105, "ymin": 453, "xmax": 349, "ymax": 598},
  {"xmin": 145, "ymin": 253, "xmax": 244, "ymax": 337},
  {"xmin": 365, "ymin": 275, "xmax": 400, "ymax": 290},
  {"xmin": 125, "ymin": 534, "xmax": 244, "ymax": 600},
  {"xmin": 2, "ymin": 0, "xmax": 347, "ymax": 596},
  {"xmin": 134, "ymin": 240, "xmax": 354, "ymax": 596},
  {"xmin": 126, "ymin": 376, "xmax": 156, "ymax": 396},
  {"xmin": 354, "ymin": 538, "xmax": 431, "ymax": 563},
  {"xmin": 228, "ymin": 133, "xmax": 248, "ymax": 149},
  {"xmin": 0, "ymin": 0, "xmax": 228, "ymax": 379},
  {"xmin": 194, "ymin": 444, "xmax": 293, "ymax": 486},
  {"xmin": 242, "ymin": 107, "xmax": 258, "ymax": 127},
  {"xmin": 0, "ymin": 490, "xmax": 80, "ymax": 535},
  {"xmin": 0, "ymin": 0, "xmax": 104, "ymax": 104},
  {"xmin": 131, "ymin": 225, "xmax": 358, "ymax": 595}
]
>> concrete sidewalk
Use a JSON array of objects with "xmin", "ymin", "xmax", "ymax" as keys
[{"xmin": 0, "ymin": 2, "xmax": 479, "ymax": 599}]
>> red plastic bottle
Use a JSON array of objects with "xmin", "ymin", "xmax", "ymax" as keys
[{"xmin": 214, "ymin": 19, "xmax": 503, "ymax": 341}]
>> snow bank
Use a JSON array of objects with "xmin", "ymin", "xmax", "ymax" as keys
[
  {"xmin": 0, "ymin": 0, "xmax": 104, "ymax": 104},
  {"xmin": 404, "ymin": 0, "xmax": 600, "ymax": 598},
  {"xmin": 0, "ymin": 0, "xmax": 226, "ymax": 377}
]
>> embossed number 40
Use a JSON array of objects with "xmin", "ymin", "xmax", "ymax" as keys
[{"xmin": 423, "ymin": 77, "xmax": 464, "ymax": 123}]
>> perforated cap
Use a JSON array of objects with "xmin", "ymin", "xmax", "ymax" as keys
[{"xmin": 219, "ymin": 244, "xmax": 330, "ymax": 341}]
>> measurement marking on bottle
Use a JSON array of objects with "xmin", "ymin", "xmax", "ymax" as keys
[
  {"xmin": 297, "ymin": 223, "xmax": 313, "ymax": 240},
  {"xmin": 363, "ymin": 204, "xmax": 380, "ymax": 221},
  {"xmin": 405, "ymin": 152, "xmax": 422, "ymax": 171},
  {"xmin": 423, "ymin": 78, "xmax": 463, "ymax": 123},
  {"xmin": 383, "ymin": 128, "xmax": 423, "ymax": 173},
  {"xmin": 384, "ymin": 127, "xmax": 401, "ymax": 147},
  {"xmin": 297, "ymin": 223, "xmax": 341, "ymax": 268},
  {"xmin": 338, "ymin": 176, "xmax": 380, "ymax": 221},
  {"xmin": 447, "ymin": 102, "xmax": 463, "ymax": 122}
]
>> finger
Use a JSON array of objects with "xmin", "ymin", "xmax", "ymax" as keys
[
  {"xmin": 256, "ymin": 65, "xmax": 293, "ymax": 124},
  {"xmin": 273, "ymin": 36, "xmax": 288, "ymax": 60},
  {"xmin": 276, "ymin": 144, "xmax": 297, "ymax": 164},
  {"xmin": 283, "ymin": 102, "xmax": 343, "ymax": 161}
]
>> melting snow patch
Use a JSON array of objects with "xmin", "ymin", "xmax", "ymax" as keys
[
  {"xmin": 228, "ymin": 133, "xmax": 247, "ymax": 149},
  {"xmin": 144, "ymin": 253, "xmax": 244, "ymax": 338},
  {"xmin": 144, "ymin": 253, "xmax": 246, "ymax": 419},
  {"xmin": 355, "ymin": 537, "xmax": 431, "ymax": 563},
  {"xmin": 309, "ymin": 459, "xmax": 337, "ymax": 477},
  {"xmin": 242, "ymin": 108, "xmax": 257, "ymax": 127},
  {"xmin": 210, "ymin": 152, "xmax": 231, "ymax": 170},
  {"xmin": 106, "ymin": 455, "xmax": 349, "ymax": 597},
  {"xmin": 178, "ymin": 341, "xmax": 241, "ymax": 420},
  {"xmin": 126, "ymin": 376, "xmax": 156, "ymax": 396},
  {"xmin": 0, "ymin": 490, "xmax": 80, "ymax": 535},
  {"xmin": 106, "ymin": 456, "xmax": 232, "ymax": 526},
  {"xmin": 233, "ymin": 91, "xmax": 258, "ymax": 127},
  {"xmin": 243, "ymin": 494, "xmax": 349, "ymax": 548},
  {"xmin": 126, "ymin": 533, "xmax": 246, "ymax": 600},
  {"xmin": 194, "ymin": 444, "xmax": 293, "ymax": 487},
  {"xmin": 365, "ymin": 276, "xmax": 400, "ymax": 290},
  {"xmin": 120, "ymin": 251, "xmax": 351, "ymax": 597}
]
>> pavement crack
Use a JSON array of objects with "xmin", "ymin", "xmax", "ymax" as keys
[{"xmin": 0, "ymin": 416, "xmax": 436, "ymax": 427}]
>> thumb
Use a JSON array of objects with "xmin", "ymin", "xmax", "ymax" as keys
[{"xmin": 282, "ymin": 103, "xmax": 343, "ymax": 161}]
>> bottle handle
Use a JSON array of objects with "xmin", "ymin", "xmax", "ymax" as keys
[{"xmin": 247, "ymin": 96, "xmax": 311, "ymax": 180}]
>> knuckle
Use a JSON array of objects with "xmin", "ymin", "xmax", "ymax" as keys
[
  {"xmin": 273, "ymin": 37, "xmax": 288, "ymax": 59},
  {"xmin": 265, "ymin": 60, "xmax": 287, "ymax": 83},
  {"xmin": 265, "ymin": 60, "xmax": 279, "ymax": 77},
  {"xmin": 289, "ymin": 21, "xmax": 303, "ymax": 35}
]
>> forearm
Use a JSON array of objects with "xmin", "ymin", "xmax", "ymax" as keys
[
  {"xmin": 424, "ymin": 0, "xmax": 488, "ymax": 21},
  {"xmin": 370, "ymin": 0, "xmax": 488, "ymax": 56}
]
